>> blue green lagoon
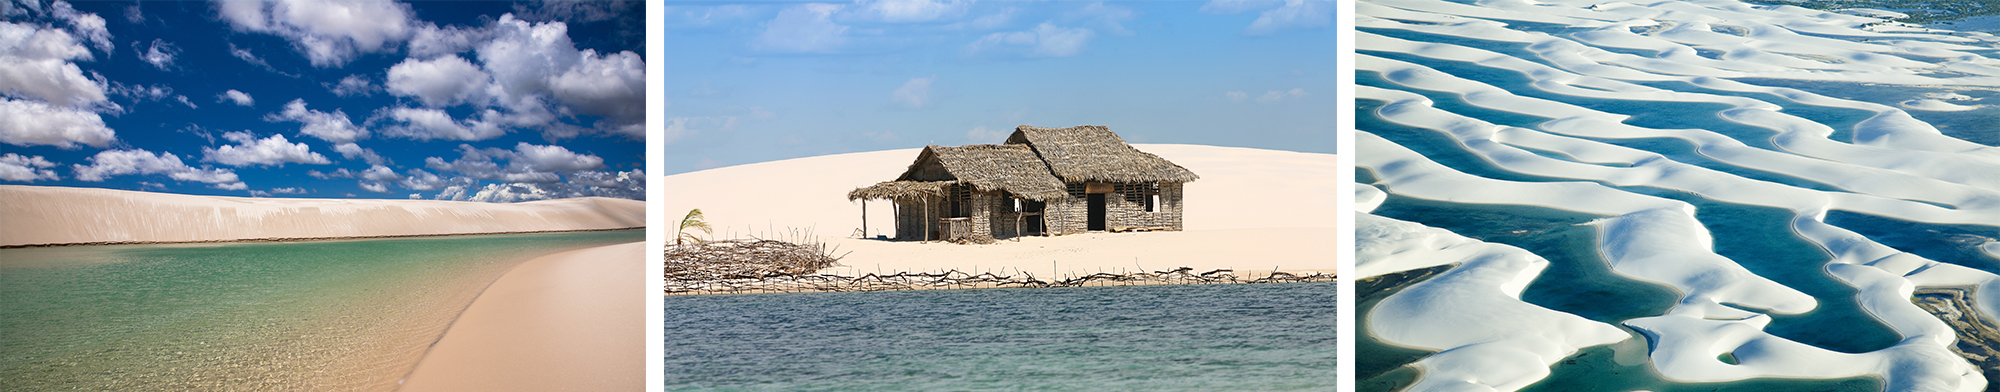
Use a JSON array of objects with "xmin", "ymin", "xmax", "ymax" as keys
[
  {"xmin": 664, "ymin": 281, "xmax": 1336, "ymax": 391},
  {"xmin": 0, "ymin": 230, "xmax": 642, "ymax": 391}
]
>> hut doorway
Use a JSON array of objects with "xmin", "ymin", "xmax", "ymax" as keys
[{"xmin": 1087, "ymin": 193, "xmax": 1106, "ymax": 231}]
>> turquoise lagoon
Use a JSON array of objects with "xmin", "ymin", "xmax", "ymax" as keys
[{"xmin": 0, "ymin": 230, "xmax": 642, "ymax": 391}]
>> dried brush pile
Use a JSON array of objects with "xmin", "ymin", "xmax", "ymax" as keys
[{"xmin": 665, "ymin": 239, "xmax": 846, "ymax": 282}]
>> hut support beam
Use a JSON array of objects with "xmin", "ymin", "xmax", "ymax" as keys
[{"xmin": 861, "ymin": 201, "xmax": 867, "ymax": 239}]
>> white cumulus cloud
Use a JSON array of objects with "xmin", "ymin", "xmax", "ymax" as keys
[
  {"xmin": 511, "ymin": 142, "xmax": 604, "ymax": 172},
  {"xmin": 433, "ymin": 168, "xmax": 643, "ymax": 203},
  {"xmin": 548, "ymin": 49, "xmax": 645, "ymax": 124},
  {"xmin": 379, "ymin": 107, "xmax": 506, "ymax": 141},
  {"xmin": 202, "ymin": 131, "xmax": 331, "ymax": 167},
  {"xmin": 0, "ymin": 97, "xmax": 114, "ymax": 148},
  {"xmin": 0, "ymin": 21, "xmax": 110, "ymax": 107},
  {"xmin": 72, "ymin": 148, "xmax": 245, "ymax": 189},
  {"xmin": 408, "ymin": 22, "xmax": 490, "ymax": 59},
  {"xmin": 213, "ymin": 0, "xmax": 416, "ymax": 67},
  {"xmin": 49, "ymin": 1, "xmax": 113, "ymax": 53},
  {"xmin": 219, "ymin": 89, "xmax": 254, "ymax": 106},
  {"xmin": 0, "ymin": 153, "xmax": 60, "ymax": 182},
  {"xmin": 332, "ymin": 142, "xmax": 388, "ymax": 165},
  {"xmin": 422, "ymin": 142, "xmax": 602, "ymax": 184},
  {"xmin": 327, "ymin": 74, "xmax": 378, "ymax": 96},
  {"xmin": 267, "ymin": 98, "xmax": 367, "ymax": 144},
  {"xmin": 386, "ymin": 54, "xmax": 490, "ymax": 107},
  {"xmin": 134, "ymin": 38, "xmax": 177, "ymax": 70}
]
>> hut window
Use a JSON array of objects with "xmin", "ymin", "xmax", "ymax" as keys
[
  {"xmin": 948, "ymin": 183, "xmax": 971, "ymax": 218},
  {"xmin": 1066, "ymin": 183, "xmax": 1086, "ymax": 199}
]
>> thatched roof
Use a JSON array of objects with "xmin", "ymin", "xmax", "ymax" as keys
[
  {"xmin": 847, "ymin": 180, "xmax": 949, "ymax": 201},
  {"xmin": 903, "ymin": 144, "xmax": 1069, "ymax": 201},
  {"xmin": 1005, "ymin": 125, "xmax": 1199, "ymax": 184}
]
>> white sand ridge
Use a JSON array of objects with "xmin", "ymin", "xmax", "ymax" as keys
[{"xmin": 0, "ymin": 185, "xmax": 645, "ymax": 247}]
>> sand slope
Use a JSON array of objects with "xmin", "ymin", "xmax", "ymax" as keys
[
  {"xmin": 0, "ymin": 185, "xmax": 645, "ymax": 247},
  {"xmin": 664, "ymin": 144, "xmax": 1336, "ymax": 276},
  {"xmin": 398, "ymin": 242, "xmax": 645, "ymax": 391}
]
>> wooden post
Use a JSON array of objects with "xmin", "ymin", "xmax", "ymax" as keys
[
  {"xmin": 861, "ymin": 200, "xmax": 867, "ymax": 238},
  {"xmin": 923, "ymin": 197, "xmax": 931, "ymax": 242}
]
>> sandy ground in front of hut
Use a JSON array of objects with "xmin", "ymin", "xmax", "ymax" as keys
[
  {"xmin": 399, "ymin": 241, "xmax": 645, "ymax": 391},
  {"xmin": 665, "ymin": 144, "xmax": 1338, "ymax": 278}
]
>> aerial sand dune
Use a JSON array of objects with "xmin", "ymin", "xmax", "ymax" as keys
[
  {"xmin": 0, "ymin": 185, "xmax": 645, "ymax": 247},
  {"xmin": 664, "ymin": 144, "xmax": 1336, "ymax": 277},
  {"xmin": 1357, "ymin": 0, "xmax": 2000, "ymax": 390},
  {"xmin": 399, "ymin": 242, "xmax": 644, "ymax": 392}
]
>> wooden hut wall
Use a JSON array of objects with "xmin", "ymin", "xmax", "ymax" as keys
[
  {"xmin": 1102, "ymin": 182, "xmax": 1184, "ymax": 230},
  {"xmin": 970, "ymin": 189, "xmax": 997, "ymax": 241},
  {"xmin": 893, "ymin": 199, "xmax": 922, "ymax": 240},
  {"xmin": 1044, "ymin": 185, "xmax": 1087, "ymax": 235},
  {"xmin": 986, "ymin": 191, "xmax": 1034, "ymax": 240},
  {"xmin": 891, "ymin": 195, "xmax": 953, "ymax": 241}
]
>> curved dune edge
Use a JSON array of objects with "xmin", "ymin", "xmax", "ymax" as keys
[
  {"xmin": 398, "ymin": 242, "xmax": 644, "ymax": 392},
  {"xmin": 0, "ymin": 185, "xmax": 646, "ymax": 247}
]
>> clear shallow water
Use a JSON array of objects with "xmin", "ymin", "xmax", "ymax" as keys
[
  {"xmin": 0, "ymin": 230, "xmax": 642, "ymax": 391},
  {"xmin": 663, "ymin": 282, "xmax": 1335, "ymax": 391}
]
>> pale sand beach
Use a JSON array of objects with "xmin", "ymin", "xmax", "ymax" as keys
[
  {"xmin": 0, "ymin": 185, "xmax": 645, "ymax": 247},
  {"xmin": 665, "ymin": 144, "xmax": 1336, "ymax": 278},
  {"xmin": 399, "ymin": 241, "xmax": 645, "ymax": 391}
]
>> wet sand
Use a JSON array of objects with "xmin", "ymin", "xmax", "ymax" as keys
[{"xmin": 398, "ymin": 242, "xmax": 645, "ymax": 391}]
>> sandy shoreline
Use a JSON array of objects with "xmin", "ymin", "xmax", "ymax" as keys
[
  {"xmin": 0, "ymin": 185, "xmax": 645, "ymax": 247},
  {"xmin": 398, "ymin": 241, "xmax": 645, "ymax": 391},
  {"xmin": 663, "ymin": 144, "xmax": 1337, "ymax": 292},
  {"xmin": 0, "ymin": 226, "xmax": 644, "ymax": 249}
]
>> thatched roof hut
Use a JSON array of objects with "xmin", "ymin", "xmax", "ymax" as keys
[
  {"xmin": 1005, "ymin": 125, "xmax": 1199, "ymax": 184},
  {"xmin": 849, "ymin": 124, "xmax": 1195, "ymax": 242}
]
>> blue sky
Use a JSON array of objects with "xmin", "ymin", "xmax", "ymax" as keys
[
  {"xmin": 664, "ymin": 0, "xmax": 1334, "ymax": 175},
  {"xmin": 0, "ymin": 0, "xmax": 644, "ymax": 201}
]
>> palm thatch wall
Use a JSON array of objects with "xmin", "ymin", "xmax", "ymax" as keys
[{"xmin": 1005, "ymin": 124, "xmax": 1199, "ymax": 184}]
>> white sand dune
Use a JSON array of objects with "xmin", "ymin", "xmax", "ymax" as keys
[
  {"xmin": 1359, "ymin": 0, "xmax": 1999, "ymax": 390},
  {"xmin": 664, "ymin": 144, "xmax": 1336, "ymax": 277},
  {"xmin": 399, "ymin": 242, "xmax": 644, "ymax": 391},
  {"xmin": 0, "ymin": 185, "xmax": 645, "ymax": 247}
]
